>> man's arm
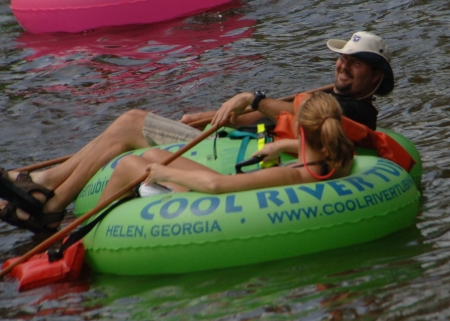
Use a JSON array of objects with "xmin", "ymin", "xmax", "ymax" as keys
[
  {"xmin": 179, "ymin": 92, "xmax": 295, "ymax": 129},
  {"xmin": 256, "ymin": 98, "xmax": 294, "ymax": 121},
  {"xmin": 181, "ymin": 85, "xmax": 332, "ymax": 129},
  {"xmin": 179, "ymin": 109, "xmax": 266, "ymax": 129},
  {"xmin": 211, "ymin": 92, "xmax": 294, "ymax": 127}
]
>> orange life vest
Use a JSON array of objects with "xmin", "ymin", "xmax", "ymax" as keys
[{"xmin": 273, "ymin": 92, "xmax": 416, "ymax": 172}]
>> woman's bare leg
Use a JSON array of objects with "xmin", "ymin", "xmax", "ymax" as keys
[{"xmin": 98, "ymin": 149, "xmax": 218, "ymax": 203}]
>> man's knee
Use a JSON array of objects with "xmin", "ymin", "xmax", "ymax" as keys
[
  {"xmin": 120, "ymin": 109, "xmax": 147, "ymax": 125},
  {"xmin": 112, "ymin": 109, "xmax": 147, "ymax": 130}
]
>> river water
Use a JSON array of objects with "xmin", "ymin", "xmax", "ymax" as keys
[{"xmin": 1, "ymin": 0, "xmax": 450, "ymax": 320}]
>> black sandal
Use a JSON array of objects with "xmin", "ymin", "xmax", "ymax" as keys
[
  {"xmin": 0, "ymin": 203, "xmax": 66, "ymax": 233},
  {"xmin": 0, "ymin": 168, "xmax": 63, "ymax": 233},
  {"xmin": 0, "ymin": 172, "xmax": 44, "ymax": 216}
]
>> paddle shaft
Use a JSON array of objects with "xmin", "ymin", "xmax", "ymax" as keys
[
  {"xmin": 10, "ymin": 116, "xmax": 231, "ymax": 172},
  {"xmin": 0, "ymin": 119, "xmax": 228, "ymax": 279},
  {"xmin": 14, "ymin": 155, "xmax": 73, "ymax": 172}
]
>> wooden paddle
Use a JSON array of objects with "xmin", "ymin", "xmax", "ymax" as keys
[
  {"xmin": 0, "ymin": 118, "xmax": 229, "ymax": 279},
  {"xmin": 13, "ymin": 83, "xmax": 334, "ymax": 172},
  {"xmin": 11, "ymin": 117, "xmax": 232, "ymax": 172},
  {"xmin": 14, "ymin": 155, "xmax": 73, "ymax": 172}
]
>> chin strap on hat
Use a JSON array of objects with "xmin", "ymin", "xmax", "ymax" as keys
[{"xmin": 356, "ymin": 75, "xmax": 384, "ymax": 101}]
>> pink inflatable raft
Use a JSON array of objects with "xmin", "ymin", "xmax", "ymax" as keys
[{"xmin": 10, "ymin": 0, "xmax": 233, "ymax": 33}]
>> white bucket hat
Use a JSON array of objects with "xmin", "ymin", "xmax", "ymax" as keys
[{"xmin": 327, "ymin": 31, "xmax": 394, "ymax": 96}]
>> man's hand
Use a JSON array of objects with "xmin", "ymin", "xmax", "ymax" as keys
[{"xmin": 211, "ymin": 92, "xmax": 254, "ymax": 127}]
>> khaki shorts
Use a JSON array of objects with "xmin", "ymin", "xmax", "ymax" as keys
[{"xmin": 142, "ymin": 112, "xmax": 203, "ymax": 146}]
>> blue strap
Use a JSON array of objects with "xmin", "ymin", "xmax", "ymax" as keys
[
  {"xmin": 236, "ymin": 136, "xmax": 251, "ymax": 165},
  {"xmin": 228, "ymin": 130, "xmax": 258, "ymax": 165},
  {"xmin": 227, "ymin": 131, "xmax": 258, "ymax": 140}
]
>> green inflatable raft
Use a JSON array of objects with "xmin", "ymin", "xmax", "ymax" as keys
[{"xmin": 73, "ymin": 127, "xmax": 422, "ymax": 275}]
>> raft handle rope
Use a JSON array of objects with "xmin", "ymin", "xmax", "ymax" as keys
[{"xmin": 212, "ymin": 130, "xmax": 228, "ymax": 160}]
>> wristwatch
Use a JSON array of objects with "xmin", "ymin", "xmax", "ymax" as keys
[{"xmin": 251, "ymin": 91, "xmax": 266, "ymax": 110}]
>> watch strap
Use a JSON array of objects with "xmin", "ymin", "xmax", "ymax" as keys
[{"xmin": 251, "ymin": 91, "xmax": 266, "ymax": 110}]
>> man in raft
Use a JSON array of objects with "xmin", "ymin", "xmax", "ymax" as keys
[{"xmin": 0, "ymin": 31, "xmax": 394, "ymax": 233}]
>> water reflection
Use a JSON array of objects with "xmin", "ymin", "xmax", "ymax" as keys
[
  {"xmin": 15, "ymin": 8, "xmax": 255, "ymax": 106},
  {"xmin": 2, "ymin": 4, "xmax": 258, "ymax": 167},
  {"xmin": 0, "ymin": 216, "xmax": 431, "ymax": 320}
]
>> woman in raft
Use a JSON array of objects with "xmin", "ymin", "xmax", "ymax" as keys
[{"xmin": 97, "ymin": 92, "xmax": 354, "ymax": 201}]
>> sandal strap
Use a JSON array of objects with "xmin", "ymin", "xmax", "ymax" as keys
[
  {"xmin": 0, "ymin": 203, "xmax": 21, "ymax": 226},
  {"xmin": 0, "ymin": 175, "xmax": 43, "ymax": 215},
  {"xmin": 9, "ymin": 210, "xmax": 67, "ymax": 234},
  {"xmin": 15, "ymin": 172, "xmax": 55, "ymax": 200},
  {"xmin": 0, "ymin": 167, "xmax": 9, "ymax": 180},
  {"xmin": 0, "ymin": 169, "xmax": 64, "ymax": 233}
]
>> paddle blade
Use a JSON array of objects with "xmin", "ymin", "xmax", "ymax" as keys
[{"xmin": 2, "ymin": 241, "xmax": 85, "ymax": 291}]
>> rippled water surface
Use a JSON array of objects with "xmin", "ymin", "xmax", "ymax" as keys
[{"xmin": 1, "ymin": 0, "xmax": 450, "ymax": 320}]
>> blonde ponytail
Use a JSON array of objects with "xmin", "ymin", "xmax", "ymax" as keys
[{"xmin": 297, "ymin": 92, "xmax": 354, "ymax": 170}]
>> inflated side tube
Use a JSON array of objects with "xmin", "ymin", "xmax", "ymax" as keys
[
  {"xmin": 74, "ymin": 128, "xmax": 422, "ymax": 275},
  {"xmin": 76, "ymin": 155, "xmax": 420, "ymax": 275}
]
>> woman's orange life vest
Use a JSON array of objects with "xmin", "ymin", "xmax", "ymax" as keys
[{"xmin": 273, "ymin": 93, "xmax": 416, "ymax": 172}]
